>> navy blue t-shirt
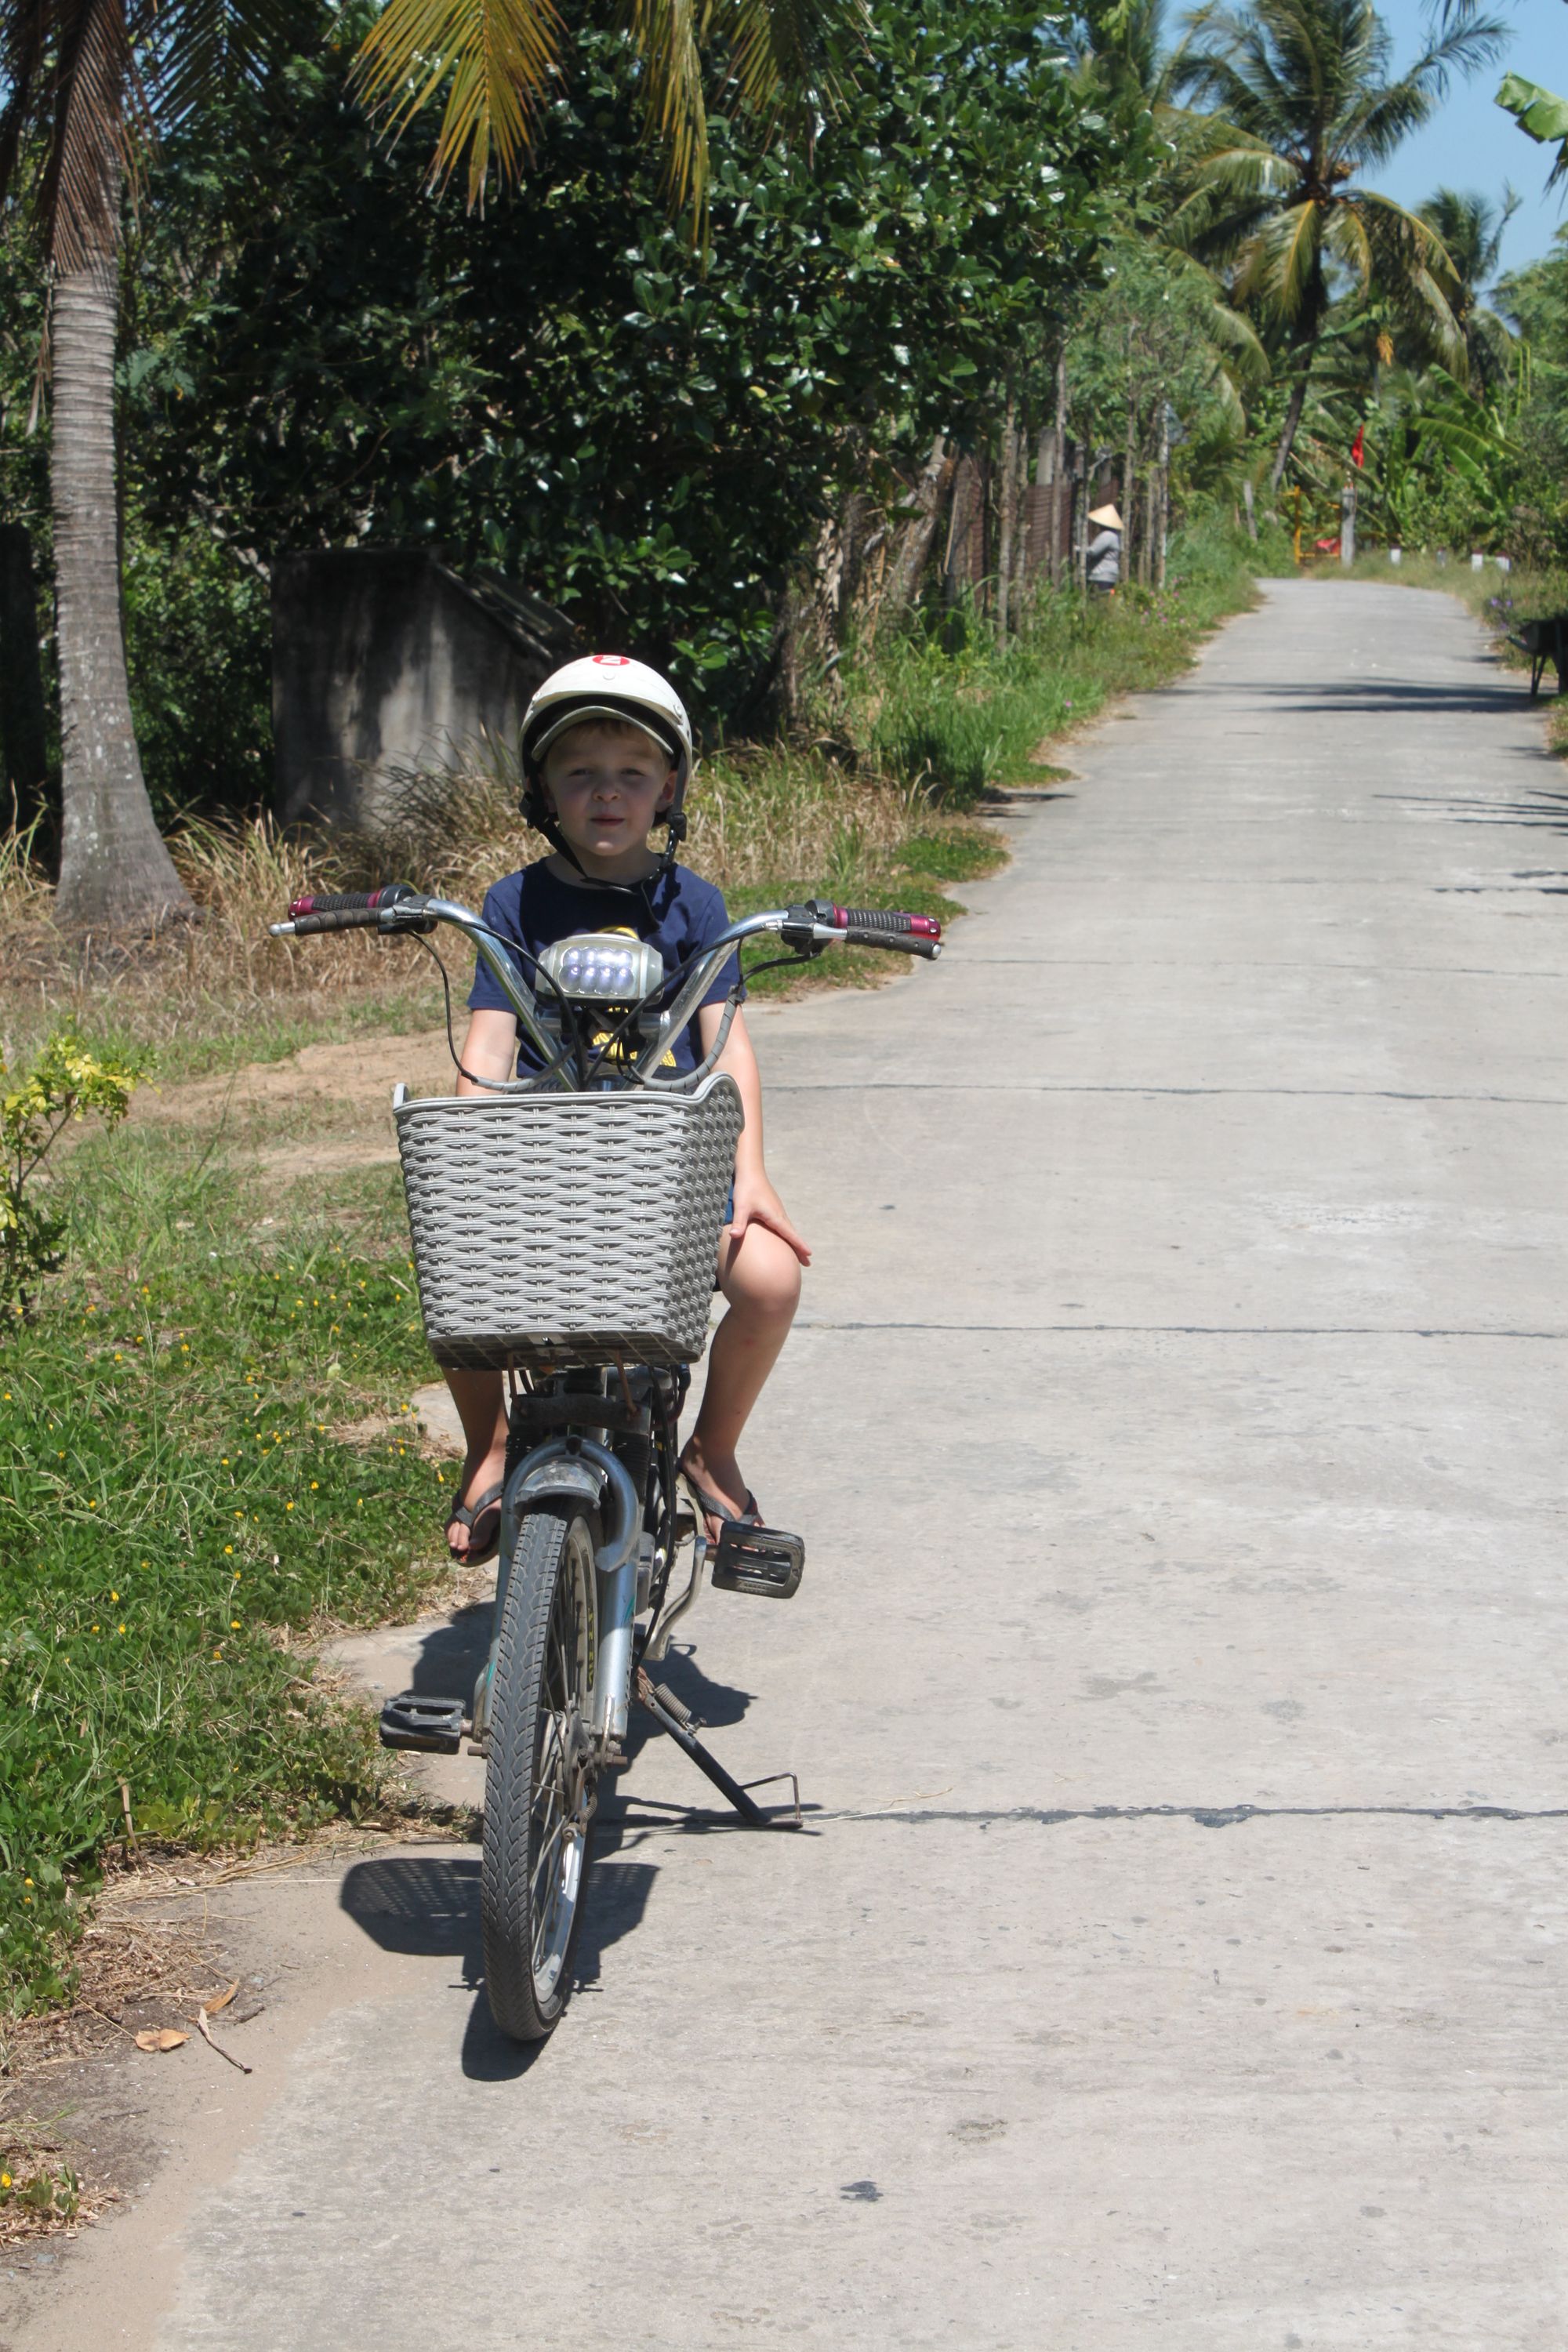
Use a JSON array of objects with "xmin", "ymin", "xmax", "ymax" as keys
[{"xmin": 467, "ymin": 859, "xmax": 742, "ymax": 1074}]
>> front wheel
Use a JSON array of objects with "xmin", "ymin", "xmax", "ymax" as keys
[{"xmin": 481, "ymin": 1502, "xmax": 601, "ymax": 2042}]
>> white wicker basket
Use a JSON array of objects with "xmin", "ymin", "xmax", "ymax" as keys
[{"xmin": 394, "ymin": 1074, "xmax": 744, "ymax": 1370}]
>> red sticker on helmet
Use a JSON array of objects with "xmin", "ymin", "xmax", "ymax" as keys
[{"xmin": 591, "ymin": 654, "xmax": 630, "ymax": 666}]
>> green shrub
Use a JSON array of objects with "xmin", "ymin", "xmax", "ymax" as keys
[{"xmin": 2, "ymin": 1031, "xmax": 147, "ymax": 1322}]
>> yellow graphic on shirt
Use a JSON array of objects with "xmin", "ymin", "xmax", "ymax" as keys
[{"xmin": 589, "ymin": 926, "xmax": 677, "ymax": 1068}]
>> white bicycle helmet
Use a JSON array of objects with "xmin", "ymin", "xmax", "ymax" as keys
[{"xmin": 521, "ymin": 655, "xmax": 694, "ymax": 871}]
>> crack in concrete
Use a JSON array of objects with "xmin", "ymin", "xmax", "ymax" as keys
[
  {"xmin": 796, "ymin": 1320, "xmax": 1568, "ymax": 1339},
  {"xmin": 772, "ymin": 1082, "xmax": 1568, "ymax": 1105},
  {"xmin": 829, "ymin": 1802, "xmax": 1568, "ymax": 1829}
]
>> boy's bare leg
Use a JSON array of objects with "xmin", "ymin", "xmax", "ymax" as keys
[
  {"xmin": 445, "ymin": 1367, "xmax": 510, "ymax": 1557},
  {"xmin": 680, "ymin": 1222, "xmax": 801, "ymax": 1532}
]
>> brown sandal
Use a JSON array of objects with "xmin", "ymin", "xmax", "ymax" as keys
[{"xmin": 445, "ymin": 1479, "xmax": 503, "ymax": 1566}]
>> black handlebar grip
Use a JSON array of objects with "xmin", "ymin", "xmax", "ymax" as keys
[
  {"xmin": 840, "ymin": 906, "xmax": 918, "ymax": 932},
  {"xmin": 290, "ymin": 906, "xmax": 390, "ymax": 935},
  {"xmin": 840, "ymin": 922, "xmax": 941, "ymax": 958}
]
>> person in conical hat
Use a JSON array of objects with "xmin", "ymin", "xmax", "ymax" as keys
[{"xmin": 1087, "ymin": 502, "xmax": 1123, "ymax": 593}]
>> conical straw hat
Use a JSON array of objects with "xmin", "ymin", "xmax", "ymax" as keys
[{"xmin": 1087, "ymin": 503, "xmax": 1123, "ymax": 529}]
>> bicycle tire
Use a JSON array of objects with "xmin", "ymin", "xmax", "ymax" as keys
[{"xmin": 481, "ymin": 1501, "xmax": 601, "ymax": 2042}]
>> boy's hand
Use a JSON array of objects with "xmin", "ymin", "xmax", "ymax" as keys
[{"xmin": 728, "ymin": 1174, "xmax": 811, "ymax": 1267}]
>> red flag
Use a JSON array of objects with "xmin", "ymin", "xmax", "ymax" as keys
[{"xmin": 1351, "ymin": 425, "xmax": 1365, "ymax": 469}]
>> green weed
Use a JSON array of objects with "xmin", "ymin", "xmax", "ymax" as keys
[
  {"xmin": 0, "ymin": 1131, "xmax": 446, "ymax": 2013},
  {"xmin": 851, "ymin": 518, "xmax": 1287, "ymax": 804}
]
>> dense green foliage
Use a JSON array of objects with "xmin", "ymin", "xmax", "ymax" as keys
[{"xmin": 43, "ymin": 0, "xmax": 1102, "ymax": 807}]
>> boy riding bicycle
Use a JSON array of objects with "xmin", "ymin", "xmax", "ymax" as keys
[{"xmin": 444, "ymin": 655, "xmax": 809, "ymax": 1565}]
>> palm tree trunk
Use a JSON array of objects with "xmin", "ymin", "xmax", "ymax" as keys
[
  {"xmin": 52, "ymin": 247, "xmax": 192, "ymax": 932},
  {"xmin": 1269, "ymin": 340, "xmax": 1317, "ymax": 499},
  {"xmin": 996, "ymin": 379, "xmax": 1018, "ymax": 644}
]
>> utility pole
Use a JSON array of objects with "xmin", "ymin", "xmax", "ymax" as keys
[{"xmin": 1156, "ymin": 399, "xmax": 1171, "ymax": 591}]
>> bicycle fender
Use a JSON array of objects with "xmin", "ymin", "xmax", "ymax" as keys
[{"xmin": 511, "ymin": 1456, "xmax": 606, "ymax": 1511}]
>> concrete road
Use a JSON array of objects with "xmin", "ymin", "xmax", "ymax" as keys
[{"xmin": 31, "ymin": 581, "xmax": 1568, "ymax": 2347}]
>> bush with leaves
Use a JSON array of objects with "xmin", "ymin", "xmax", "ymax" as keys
[{"xmin": 2, "ymin": 1032, "xmax": 147, "ymax": 1320}]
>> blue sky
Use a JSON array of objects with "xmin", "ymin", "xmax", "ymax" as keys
[{"xmin": 1373, "ymin": 0, "xmax": 1568, "ymax": 281}]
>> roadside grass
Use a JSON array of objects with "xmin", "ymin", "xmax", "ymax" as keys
[
  {"xmin": 0, "ymin": 760, "xmax": 1000, "ymax": 1071},
  {"xmin": 848, "ymin": 516, "xmax": 1293, "ymax": 801},
  {"xmin": 0, "ymin": 1129, "xmax": 445, "ymax": 2015}
]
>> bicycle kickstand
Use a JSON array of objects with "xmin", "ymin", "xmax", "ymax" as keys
[{"xmin": 633, "ymin": 1668, "xmax": 800, "ymax": 1829}]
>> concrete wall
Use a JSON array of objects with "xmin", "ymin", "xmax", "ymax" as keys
[{"xmin": 272, "ymin": 551, "xmax": 578, "ymax": 829}]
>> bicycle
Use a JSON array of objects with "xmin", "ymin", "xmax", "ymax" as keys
[{"xmin": 269, "ymin": 881, "xmax": 942, "ymax": 2040}]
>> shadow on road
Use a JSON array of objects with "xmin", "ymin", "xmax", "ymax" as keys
[
  {"xmin": 1377, "ymin": 786, "xmax": 1568, "ymax": 843},
  {"xmin": 336, "ymin": 1640, "xmax": 766, "ymax": 2078},
  {"xmin": 1209, "ymin": 677, "xmax": 1531, "ymax": 719},
  {"xmin": 339, "ymin": 1837, "xmax": 662, "ymax": 2082},
  {"xmin": 398, "ymin": 1602, "xmax": 492, "ymax": 1697}
]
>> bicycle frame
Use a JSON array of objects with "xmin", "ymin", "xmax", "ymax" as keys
[{"xmin": 272, "ymin": 883, "xmax": 940, "ymax": 1796}]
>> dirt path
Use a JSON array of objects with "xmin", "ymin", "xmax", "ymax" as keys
[{"xmin": 131, "ymin": 1027, "xmax": 456, "ymax": 1181}]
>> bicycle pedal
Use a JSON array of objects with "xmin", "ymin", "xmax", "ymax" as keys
[
  {"xmin": 710, "ymin": 1524, "xmax": 805, "ymax": 1600},
  {"xmin": 379, "ymin": 1692, "xmax": 466, "ymax": 1754}
]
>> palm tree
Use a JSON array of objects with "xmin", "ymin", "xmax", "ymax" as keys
[
  {"xmin": 352, "ymin": 0, "xmax": 851, "ymax": 236},
  {"xmin": 1171, "ymin": 0, "xmax": 1507, "ymax": 494},
  {"xmin": 0, "ymin": 0, "xmax": 226, "ymax": 928},
  {"xmin": 1418, "ymin": 185, "xmax": 1519, "ymax": 395},
  {"xmin": 0, "ymin": 0, "xmax": 848, "ymax": 932}
]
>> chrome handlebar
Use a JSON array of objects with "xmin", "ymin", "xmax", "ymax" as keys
[{"xmin": 268, "ymin": 892, "xmax": 940, "ymax": 1093}]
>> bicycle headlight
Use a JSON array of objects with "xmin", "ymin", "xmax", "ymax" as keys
[{"xmin": 538, "ymin": 933, "xmax": 664, "ymax": 1006}]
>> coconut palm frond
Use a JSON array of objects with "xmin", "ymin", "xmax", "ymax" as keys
[
  {"xmin": 1399, "ymin": 0, "xmax": 1508, "ymax": 103},
  {"xmin": 1323, "ymin": 191, "xmax": 1373, "ymax": 291},
  {"xmin": 715, "ymin": 0, "xmax": 854, "ymax": 117},
  {"xmin": 0, "ymin": 0, "xmax": 49, "ymax": 205},
  {"xmin": 1158, "ymin": 238, "xmax": 1272, "ymax": 376},
  {"xmin": 1243, "ymin": 195, "xmax": 1320, "ymax": 315},
  {"xmin": 350, "ymin": 0, "xmax": 562, "ymax": 208},
  {"xmin": 34, "ymin": 0, "xmax": 139, "ymax": 268},
  {"xmin": 139, "ymin": 0, "xmax": 321, "ymax": 131},
  {"xmin": 1358, "ymin": 192, "xmax": 1466, "ymax": 373},
  {"xmin": 1185, "ymin": 131, "xmax": 1293, "ymax": 197},
  {"xmin": 1417, "ymin": 183, "xmax": 1516, "ymax": 289},
  {"xmin": 619, "ymin": 0, "xmax": 709, "ymax": 224}
]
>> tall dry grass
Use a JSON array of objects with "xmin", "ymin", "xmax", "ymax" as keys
[{"xmin": 0, "ymin": 742, "xmax": 949, "ymax": 1072}]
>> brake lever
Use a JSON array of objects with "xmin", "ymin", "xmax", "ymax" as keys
[{"xmin": 779, "ymin": 906, "xmax": 830, "ymax": 956}]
